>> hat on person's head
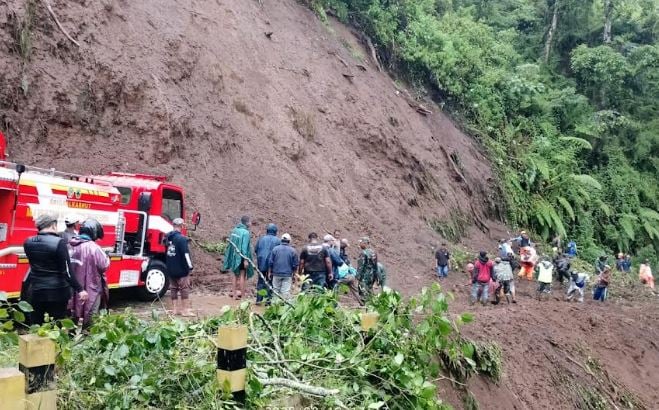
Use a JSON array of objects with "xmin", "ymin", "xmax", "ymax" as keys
[
  {"xmin": 172, "ymin": 218, "xmax": 185, "ymax": 226},
  {"xmin": 281, "ymin": 233, "xmax": 291, "ymax": 242},
  {"xmin": 479, "ymin": 250, "xmax": 487, "ymax": 258},
  {"xmin": 323, "ymin": 234, "xmax": 335, "ymax": 243},
  {"xmin": 64, "ymin": 213, "xmax": 82, "ymax": 226},
  {"xmin": 340, "ymin": 238, "xmax": 349, "ymax": 247},
  {"xmin": 520, "ymin": 230, "xmax": 527, "ymax": 234},
  {"xmin": 359, "ymin": 236, "xmax": 370, "ymax": 244},
  {"xmin": 495, "ymin": 257, "xmax": 502, "ymax": 263},
  {"xmin": 35, "ymin": 214, "xmax": 57, "ymax": 231}
]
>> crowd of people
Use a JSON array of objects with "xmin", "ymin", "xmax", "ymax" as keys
[
  {"xmin": 19, "ymin": 212, "xmax": 388, "ymax": 325},
  {"xmin": 219, "ymin": 216, "xmax": 386, "ymax": 306},
  {"xmin": 435, "ymin": 231, "xmax": 655, "ymax": 306},
  {"xmin": 19, "ymin": 210, "xmax": 655, "ymax": 325}
]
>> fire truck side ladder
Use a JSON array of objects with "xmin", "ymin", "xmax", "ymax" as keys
[{"xmin": 112, "ymin": 210, "xmax": 148, "ymax": 258}]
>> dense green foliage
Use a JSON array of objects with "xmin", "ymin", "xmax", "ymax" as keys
[
  {"xmin": 0, "ymin": 286, "xmax": 500, "ymax": 409},
  {"xmin": 309, "ymin": 0, "xmax": 658, "ymax": 262}
]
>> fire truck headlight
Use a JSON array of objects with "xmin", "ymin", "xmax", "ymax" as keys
[{"xmin": 141, "ymin": 260, "xmax": 149, "ymax": 272}]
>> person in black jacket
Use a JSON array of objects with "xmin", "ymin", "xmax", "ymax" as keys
[
  {"xmin": 24, "ymin": 214, "xmax": 88, "ymax": 324},
  {"xmin": 165, "ymin": 218, "xmax": 194, "ymax": 316}
]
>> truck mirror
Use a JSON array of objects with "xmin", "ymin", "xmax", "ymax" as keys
[
  {"xmin": 191, "ymin": 211, "xmax": 201, "ymax": 230},
  {"xmin": 138, "ymin": 192, "xmax": 152, "ymax": 212},
  {"xmin": 15, "ymin": 164, "xmax": 26, "ymax": 174}
]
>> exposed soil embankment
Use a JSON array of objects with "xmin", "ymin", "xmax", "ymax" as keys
[{"xmin": 0, "ymin": 0, "xmax": 505, "ymax": 291}]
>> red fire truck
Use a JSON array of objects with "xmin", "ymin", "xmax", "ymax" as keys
[{"xmin": 0, "ymin": 131, "xmax": 200, "ymax": 300}]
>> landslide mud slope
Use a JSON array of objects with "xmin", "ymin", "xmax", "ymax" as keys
[
  {"xmin": 439, "ymin": 275, "xmax": 659, "ymax": 410},
  {"xmin": 0, "ymin": 0, "xmax": 504, "ymax": 290}
]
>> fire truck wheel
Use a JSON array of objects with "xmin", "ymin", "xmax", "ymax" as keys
[{"xmin": 137, "ymin": 260, "xmax": 170, "ymax": 301}]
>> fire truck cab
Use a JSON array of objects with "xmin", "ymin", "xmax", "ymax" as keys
[
  {"xmin": 0, "ymin": 158, "xmax": 198, "ymax": 301},
  {"xmin": 91, "ymin": 172, "xmax": 189, "ymax": 299}
]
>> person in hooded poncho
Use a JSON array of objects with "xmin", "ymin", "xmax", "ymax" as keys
[
  {"xmin": 69, "ymin": 219, "xmax": 110, "ymax": 326},
  {"xmin": 254, "ymin": 223, "xmax": 281, "ymax": 304},
  {"xmin": 223, "ymin": 216, "xmax": 254, "ymax": 300}
]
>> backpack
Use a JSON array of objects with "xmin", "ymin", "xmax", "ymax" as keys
[{"xmin": 476, "ymin": 260, "xmax": 491, "ymax": 283}]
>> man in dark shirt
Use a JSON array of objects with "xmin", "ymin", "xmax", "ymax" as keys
[
  {"xmin": 435, "ymin": 243, "xmax": 451, "ymax": 279},
  {"xmin": 165, "ymin": 218, "xmax": 194, "ymax": 316},
  {"xmin": 24, "ymin": 214, "xmax": 88, "ymax": 324},
  {"xmin": 298, "ymin": 232, "xmax": 332, "ymax": 292}
]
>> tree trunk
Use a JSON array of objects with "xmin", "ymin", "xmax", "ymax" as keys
[
  {"xmin": 603, "ymin": 0, "xmax": 613, "ymax": 43},
  {"xmin": 544, "ymin": 0, "xmax": 559, "ymax": 63}
]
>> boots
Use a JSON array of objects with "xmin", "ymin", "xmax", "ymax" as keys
[{"xmin": 181, "ymin": 299, "xmax": 196, "ymax": 317}]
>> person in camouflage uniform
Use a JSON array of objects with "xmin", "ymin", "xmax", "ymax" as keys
[{"xmin": 356, "ymin": 237, "xmax": 378, "ymax": 298}]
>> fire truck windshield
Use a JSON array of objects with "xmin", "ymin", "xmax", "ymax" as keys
[
  {"xmin": 117, "ymin": 186, "xmax": 132, "ymax": 205},
  {"xmin": 162, "ymin": 188, "xmax": 183, "ymax": 222}
]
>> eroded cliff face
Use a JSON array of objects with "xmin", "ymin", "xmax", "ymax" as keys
[{"xmin": 0, "ymin": 0, "xmax": 503, "ymax": 290}]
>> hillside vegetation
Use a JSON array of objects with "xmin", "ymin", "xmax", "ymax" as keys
[{"xmin": 309, "ymin": 0, "xmax": 659, "ymax": 262}]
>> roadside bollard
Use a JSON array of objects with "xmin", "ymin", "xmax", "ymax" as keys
[
  {"xmin": 360, "ymin": 312, "xmax": 379, "ymax": 332},
  {"xmin": 360, "ymin": 312, "xmax": 379, "ymax": 344},
  {"xmin": 0, "ymin": 367, "xmax": 25, "ymax": 410},
  {"xmin": 19, "ymin": 334, "xmax": 57, "ymax": 410},
  {"xmin": 217, "ymin": 325, "xmax": 248, "ymax": 403}
]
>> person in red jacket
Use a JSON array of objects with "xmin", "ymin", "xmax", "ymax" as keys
[{"xmin": 471, "ymin": 251, "xmax": 494, "ymax": 306}]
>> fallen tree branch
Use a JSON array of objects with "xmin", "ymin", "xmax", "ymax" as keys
[
  {"xmin": 545, "ymin": 350, "xmax": 623, "ymax": 410},
  {"xmin": 255, "ymin": 373, "xmax": 340, "ymax": 397},
  {"xmin": 364, "ymin": 35, "xmax": 382, "ymax": 72},
  {"xmin": 42, "ymin": 0, "xmax": 80, "ymax": 47},
  {"xmin": 440, "ymin": 146, "xmax": 471, "ymax": 194}
]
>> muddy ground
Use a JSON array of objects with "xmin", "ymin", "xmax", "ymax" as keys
[
  {"xmin": 111, "ymin": 259, "xmax": 659, "ymax": 410},
  {"xmin": 2, "ymin": 0, "xmax": 658, "ymax": 408}
]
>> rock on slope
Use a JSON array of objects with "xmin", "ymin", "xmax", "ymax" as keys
[{"xmin": 0, "ymin": 0, "xmax": 503, "ymax": 291}]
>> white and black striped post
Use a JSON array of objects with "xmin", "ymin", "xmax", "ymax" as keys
[
  {"xmin": 0, "ymin": 367, "xmax": 25, "ymax": 410},
  {"xmin": 360, "ymin": 312, "xmax": 379, "ymax": 344},
  {"xmin": 19, "ymin": 334, "xmax": 57, "ymax": 410},
  {"xmin": 216, "ymin": 325, "xmax": 248, "ymax": 403}
]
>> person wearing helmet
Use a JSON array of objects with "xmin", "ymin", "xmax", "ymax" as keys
[
  {"xmin": 24, "ymin": 214, "xmax": 88, "ymax": 324},
  {"xmin": 60, "ymin": 214, "xmax": 82, "ymax": 244},
  {"xmin": 68, "ymin": 219, "xmax": 110, "ymax": 326},
  {"xmin": 254, "ymin": 223, "xmax": 281, "ymax": 304}
]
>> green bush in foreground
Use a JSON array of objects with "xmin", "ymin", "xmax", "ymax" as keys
[{"xmin": 1, "ymin": 286, "xmax": 500, "ymax": 409}]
